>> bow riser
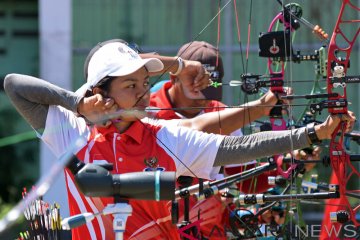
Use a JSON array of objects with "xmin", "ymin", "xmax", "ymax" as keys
[{"xmin": 325, "ymin": 0, "xmax": 360, "ymax": 229}]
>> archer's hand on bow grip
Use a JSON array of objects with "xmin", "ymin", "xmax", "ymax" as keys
[
  {"xmin": 315, "ymin": 111, "xmax": 356, "ymax": 140},
  {"xmin": 262, "ymin": 87, "xmax": 293, "ymax": 116},
  {"xmin": 292, "ymin": 146, "xmax": 322, "ymax": 172},
  {"xmin": 260, "ymin": 209, "xmax": 285, "ymax": 225}
]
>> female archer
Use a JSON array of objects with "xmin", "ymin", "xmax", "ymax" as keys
[{"xmin": 4, "ymin": 41, "xmax": 355, "ymax": 240}]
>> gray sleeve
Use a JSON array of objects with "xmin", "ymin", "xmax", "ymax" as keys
[
  {"xmin": 3, "ymin": 74, "xmax": 83, "ymax": 131},
  {"xmin": 214, "ymin": 127, "xmax": 310, "ymax": 166}
]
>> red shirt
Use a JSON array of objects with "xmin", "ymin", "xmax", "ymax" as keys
[
  {"xmin": 67, "ymin": 121, "xmax": 178, "ymax": 240},
  {"xmin": 42, "ymin": 106, "xmax": 223, "ymax": 240},
  {"xmin": 150, "ymin": 81, "xmax": 226, "ymax": 120},
  {"xmin": 150, "ymin": 82, "xmax": 230, "ymax": 239},
  {"xmin": 150, "ymin": 82, "xmax": 275, "ymax": 238},
  {"xmin": 151, "ymin": 82, "xmax": 274, "ymax": 193}
]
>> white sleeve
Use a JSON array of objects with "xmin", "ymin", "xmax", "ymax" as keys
[
  {"xmin": 156, "ymin": 124, "xmax": 225, "ymax": 180},
  {"xmin": 40, "ymin": 105, "xmax": 89, "ymax": 157},
  {"xmin": 230, "ymin": 128, "xmax": 243, "ymax": 137}
]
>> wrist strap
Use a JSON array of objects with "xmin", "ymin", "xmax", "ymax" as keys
[
  {"xmin": 169, "ymin": 57, "xmax": 184, "ymax": 76},
  {"xmin": 306, "ymin": 122, "xmax": 321, "ymax": 145}
]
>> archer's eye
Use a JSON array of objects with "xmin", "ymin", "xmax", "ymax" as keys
[{"xmin": 144, "ymin": 79, "xmax": 150, "ymax": 87}]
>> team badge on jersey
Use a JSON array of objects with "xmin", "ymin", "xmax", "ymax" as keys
[{"xmin": 144, "ymin": 157, "xmax": 165, "ymax": 171}]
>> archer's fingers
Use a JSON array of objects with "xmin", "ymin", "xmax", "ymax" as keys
[
  {"xmin": 294, "ymin": 149, "xmax": 307, "ymax": 160},
  {"xmin": 103, "ymin": 98, "xmax": 115, "ymax": 109},
  {"xmin": 192, "ymin": 65, "xmax": 209, "ymax": 87},
  {"xmin": 346, "ymin": 111, "xmax": 356, "ymax": 132},
  {"xmin": 299, "ymin": 150, "xmax": 307, "ymax": 159},
  {"xmin": 93, "ymin": 94, "xmax": 106, "ymax": 107},
  {"xmin": 260, "ymin": 210, "xmax": 272, "ymax": 224},
  {"xmin": 106, "ymin": 103, "xmax": 119, "ymax": 114},
  {"xmin": 340, "ymin": 113, "xmax": 356, "ymax": 133},
  {"xmin": 346, "ymin": 121, "xmax": 355, "ymax": 133},
  {"xmin": 194, "ymin": 72, "xmax": 211, "ymax": 91},
  {"xmin": 277, "ymin": 87, "xmax": 293, "ymax": 105},
  {"xmin": 311, "ymin": 146, "xmax": 322, "ymax": 159},
  {"xmin": 282, "ymin": 86, "xmax": 294, "ymax": 96},
  {"xmin": 193, "ymin": 62, "xmax": 205, "ymax": 78},
  {"xmin": 340, "ymin": 112, "xmax": 356, "ymax": 122},
  {"xmin": 272, "ymin": 211, "xmax": 285, "ymax": 225}
]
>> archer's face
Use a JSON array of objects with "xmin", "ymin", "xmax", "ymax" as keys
[{"xmin": 108, "ymin": 67, "xmax": 150, "ymax": 111}]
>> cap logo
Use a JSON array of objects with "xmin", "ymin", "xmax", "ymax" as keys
[
  {"xmin": 203, "ymin": 64, "xmax": 216, "ymax": 72},
  {"xmin": 203, "ymin": 64, "xmax": 220, "ymax": 81},
  {"xmin": 118, "ymin": 46, "xmax": 126, "ymax": 53},
  {"xmin": 118, "ymin": 46, "xmax": 139, "ymax": 60}
]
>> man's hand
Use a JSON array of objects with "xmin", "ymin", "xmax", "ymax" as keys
[
  {"xmin": 292, "ymin": 146, "xmax": 322, "ymax": 172},
  {"xmin": 260, "ymin": 209, "xmax": 285, "ymax": 225},
  {"xmin": 176, "ymin": 60, "xmax": 211, "ymax": 99},
  {"xmin": 258, "ymin": 87, "xmax": 293, "ymax": 116},
  {"xmin": 315, "ymin": 111, "xmax": 356, "ymax": 140}
]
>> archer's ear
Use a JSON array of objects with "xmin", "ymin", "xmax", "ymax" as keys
[{"xmin": 92, "ymin": 87, "xmax": 106, "ymax": 96}]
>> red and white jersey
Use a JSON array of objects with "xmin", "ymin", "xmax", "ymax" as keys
[
  {"xmin": 41, "ymin": 105, "xmax": 223, "ymax": 240},
  {"xmin": 149, "ymin": 82, "xmax": 275, "ymax": 238},
  {"xmin": 150, "ymin": 82, "xmax": 244, "ymax": 239}
]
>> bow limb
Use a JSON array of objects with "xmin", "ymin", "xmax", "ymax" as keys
[
  {"xmin": 266, "ymin": 5, "xmax": 295, "ymax": 179},
  {"xmin": 321, "ymin": 1, "xmax": 360, "ymax": 237}
]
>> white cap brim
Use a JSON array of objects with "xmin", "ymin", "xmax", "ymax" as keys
[
  {"xmin": 76, "ymin": 57, "xmax": 163, "ymax": 96},
  {"xmin": 108, "ymin": 58, "xmax": 163, "ymax": 77}
]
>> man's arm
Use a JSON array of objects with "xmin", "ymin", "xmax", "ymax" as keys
[
  {"xmin": 140, "ymin": 53, "xmax": 210, "ymax": 92},
  {"xmin": 179, "ymin": 91, "xmax": 279, "ymax": 135},
  {"xmin": 214, "ymin": 113, "xmax": 355, "ymax": 166},
  {"xmin": 214, "ymin": 128, "xmax": 309, "ymax": 166},
  {"xmin": 140, "ymin": 54, "xmax": 180, "ymax": 75}
]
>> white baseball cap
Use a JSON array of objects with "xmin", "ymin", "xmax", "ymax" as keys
[{"xmin": 77, "ymin": 42, "xmax": 164, "ymax": 96}]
